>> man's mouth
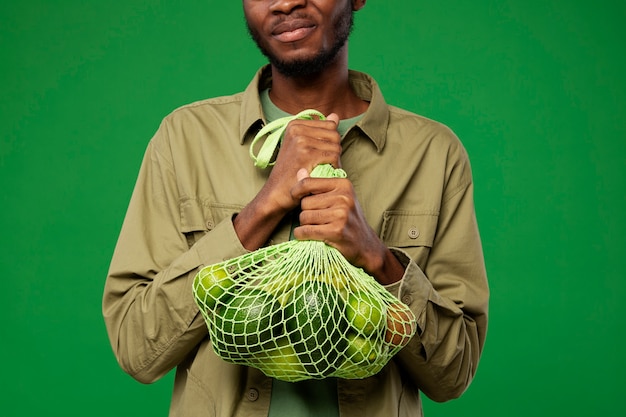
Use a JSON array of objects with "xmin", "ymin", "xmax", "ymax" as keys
[{"xmin": 272, "ymin": 20, "xmax": 316, "ymax": 43}]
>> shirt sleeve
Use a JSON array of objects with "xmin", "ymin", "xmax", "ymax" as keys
[
  {"xmin": 102, "ymin": 122, "xmax": 248, "ymax": 384},
  {"xmin": 386, "ymin": 147, "xmax": 489, "ymax": 402}
]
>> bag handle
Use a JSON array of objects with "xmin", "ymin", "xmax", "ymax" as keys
[
  {"xmin": 250, "ymin": 109, "xmax": 324, "ymax": 168},
  {"xmin": 249, "ymin": 109, "xmax": 346, "ymax": 179}
]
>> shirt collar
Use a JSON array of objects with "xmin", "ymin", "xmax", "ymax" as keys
[{"xmin": 239, "ymin": 65, "xmax": 389, "ymax": 152}]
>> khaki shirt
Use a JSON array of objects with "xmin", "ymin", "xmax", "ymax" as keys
[{"xmin": 103, "ymin": 66, "xmax": 489, "ymax": 417}]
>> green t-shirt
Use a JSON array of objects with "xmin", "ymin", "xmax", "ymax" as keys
[
  {"xmin": 260, "ymin": 88, "xmax": 362, "ymax": 417},
  {"xmin": 260, "ymin": 88, "xmax": 363, "ymax": 137}
]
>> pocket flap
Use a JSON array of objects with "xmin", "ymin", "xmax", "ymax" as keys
[
  {"xmin": 381, "ymin": 211, "xmax": 438, "ymax": 247},
  {"xmin": 180, "ymin": 198, "xmax": 211, "ymax": 233},
  {"xmin": 180, "ymin": 199, "xmax": 244, "ymax": 233}
]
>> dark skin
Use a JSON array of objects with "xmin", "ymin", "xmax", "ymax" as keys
[{"xmin": 235, "ymin": 0, "xmax": 404, "ymax": 285}]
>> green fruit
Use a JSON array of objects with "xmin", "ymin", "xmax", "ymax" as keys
[
  {"xmin": 213, "ymin": 288, "xmax": 282, "ymax": 356},
  {"xmin": 259, "ymin": 272, "xmax": 305, "ymax": 306},
  {"xmin": 344, "ymin": 333, "xmax": 378, "ymax": 365},
  {"xmin": 345, "ymin": 290, "xmax": 384, "ymax": 337},
  {"xmin": 326, "ymin": 265, "xmax": 352, "ymax": 295},
  {"xmin": 194, "ymin": 265, "xmax": 236, "ymax": 310},
  {"xmin": 254, "ymin": 336, "xmax": 306, "ymax": 379},
  {"xmin": 284, "ymin": 280, "xmax": 347, "ymax": 375}
]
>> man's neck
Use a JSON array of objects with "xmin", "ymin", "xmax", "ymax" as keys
[{"xmin": 268, "ymin": 56, "xmax": 368, "ymax": 119}]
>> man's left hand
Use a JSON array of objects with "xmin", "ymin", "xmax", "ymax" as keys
[{"xmin": 290, "ymin": 170, "xmax": 404, "ymax": 285}]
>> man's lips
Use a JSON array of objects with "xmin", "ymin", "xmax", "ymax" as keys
[{"xmin": 272, "ymin": 19, "xmax": 316, "ymax": 42}]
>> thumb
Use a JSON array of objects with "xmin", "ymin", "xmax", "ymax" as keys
[{"xmin": 326, "ymin": 113, "xmax": 339, "ymax": 125}]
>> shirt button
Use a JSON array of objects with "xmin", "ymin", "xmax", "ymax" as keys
[
  {"xmin": 246, "ymin": 388, "xmax": 259, "ymax": 402},
  {"xmin": 408, "ymin": 227, "xmax": 420, "ymax": 239},
  {"xmin": 206, "ymin": 220, "xmax": 214, "ymax": 229},
  {"xmin": 402, "ymin": 295, "xmax": 412, "ymax": 305}
]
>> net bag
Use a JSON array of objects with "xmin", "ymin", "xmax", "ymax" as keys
[{"xmin": 193, "ymin": 110, "xmax": 417, "ymax": 382}]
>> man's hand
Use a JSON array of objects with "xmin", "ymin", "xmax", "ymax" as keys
[
  {"xmin": 264, "ymin": 113, "xmax": 342, "ymax": 214},
  {"xmin": 234, "ymin": 113, "xmax": 342, "ymax": 251},
  {"xmin": 291, "ymin": 169, "xmax": 405, "ymax": 285}
]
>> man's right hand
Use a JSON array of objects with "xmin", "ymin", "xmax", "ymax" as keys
[{"xmin": 233, "ymin": 113, "xmax": 341, "ymax": 251}]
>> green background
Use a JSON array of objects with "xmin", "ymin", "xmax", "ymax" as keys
[{"xmin": 1, "ymin": 0, "xmax": 624, "ymax": 415}]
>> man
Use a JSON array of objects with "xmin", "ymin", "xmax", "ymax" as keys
[{"xmin": 102, "ymin": 1, "xmax": 489, "ymax": 416}]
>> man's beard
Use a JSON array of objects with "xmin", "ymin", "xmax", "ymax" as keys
[{"xmin": 247, "ymin": 7, "xmax": 354, "ymax": 78}]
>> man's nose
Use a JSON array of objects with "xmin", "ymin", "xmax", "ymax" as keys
[{"xmin": 269, "ymin": 0, "xmax": 307, "ymax": 14}]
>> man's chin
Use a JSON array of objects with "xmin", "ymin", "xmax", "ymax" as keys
[
  {"xmin": 269, "ymin": 47, "xmax": 344, "ymax": 78},
  {"xmin": 271, "ymin": 59, "xmax": 325, "ymax": 78}
]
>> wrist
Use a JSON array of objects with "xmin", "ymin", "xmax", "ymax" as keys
[
  {"xmin": 234, "ymin": 197, "xmax": 288, "ymax": 251},
  {"xmin": 365, "ymin": 245, "xmax": 405, "ymax": 285}
]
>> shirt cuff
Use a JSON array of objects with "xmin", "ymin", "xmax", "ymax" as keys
[{"xmin": 385, "ymin": 247, "xmax": 434, "ymax": 336}]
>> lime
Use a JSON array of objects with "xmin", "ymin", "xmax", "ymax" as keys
[
  {"xmin": 344, "ymin": 333, "xmax": 378, "ymax": 365},
  {"xmin": 254, "ymin": 336, "xmax": 306, "ymax": 380},
  {"xmin": 259, "ymin": 272, "xmax": 305, "ymax": 306},
  {"xmin": 345, "ymin": 290, "xmax": 384, "ymax": 337},
  {"xmin": 194, "ymin": 265, "xmax": 236, "ymax": 310},
  {"xmin": 213, "ymin": 288, "xmax": 282, "ymax": 355},
  {"xmin": 284, "ymin": 280, "xmax": 347, "ymax": 375},
  {"xmin": 325, "ymin": 265, "xmax": 352, "ymax": 296}
]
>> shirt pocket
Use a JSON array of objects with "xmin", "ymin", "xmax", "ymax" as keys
[
  {"xmin": 180, "ymin": 198, "xmax": 243, "ymax": 248},
  {"xmin": 380, "ymin": 211, "xmax": 439, "ymax": 268}
]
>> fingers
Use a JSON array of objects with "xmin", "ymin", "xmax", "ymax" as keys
[
  {"xmin": 291, "ymin": 176, "xmax": 351, "ymax": 207},
  {"xmin": 280, "ymin": 116, "xmax": 342, "ymax": 172}
]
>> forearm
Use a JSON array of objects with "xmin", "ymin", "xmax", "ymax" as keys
[
  {"xmin": 103, "ymin": 255, "xmax": 206, "ymax": 383},
  {"xmin": 103, "ymin": 216, "xmax": 248, "ymax": 383},
  {"xmin": 385, "ymin": 253, "xmax": 488, "ymax": 401},
  {"xmin": 396, "ymin": 264, "xmax": 487, "ymax": 401}
]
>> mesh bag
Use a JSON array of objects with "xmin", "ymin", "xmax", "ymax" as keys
[{"xmin": 192, "ymin": 110, "xmax": 417, "ymax": 382}]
